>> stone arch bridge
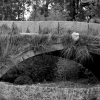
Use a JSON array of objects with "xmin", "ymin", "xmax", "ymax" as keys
[{"xmin": 1, "ymin": 33, "xmax": 100, "ymax": 80}]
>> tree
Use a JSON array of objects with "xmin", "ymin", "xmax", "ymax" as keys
[
  {"xmin": 85, "ymin": 2, "xmax": 100, "ymax": 18},
  {"xmin": 29, "ymin": 2, "xmax": 46, "ymax": 21},
  {"xmin": 51, "ymin": 0, "xmax": 80, "ymax": 21},
  {"xmin": 47, "ymin": 3, "xmax": 71, "ymax": 21},
  {"xmin": 76, "ymin": 0, "xmax": 100, "ymax": 22},
  {"xmin": 29, "ymin": 0, "xmax": 52, "ymax": 21},
  {"xmin": 0, "ymin": 0, "xmax": 31, "ymax": 21},
  {"xmin": 29, "ymin": 0, "xmax": 71, "ymax": 21},
  {"xmin": 29, "ymin": 0, "xmax": 82, "ymax": 21}
]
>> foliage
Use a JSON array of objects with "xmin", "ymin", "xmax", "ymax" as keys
[
  {"xmin": 75, "ymin": 46, "xmax": 91, "ymax": 63},
  {"xmin": 0, "ymin": 28, "xmax": 57, "ymax": 73},
  {"xmin": 0, "ymin": 0, "xmax": 31, "ymax": 21},
  {"xmin": 0, "ymin": 66, "xmax": 19, "ymax": 83},
  {"xmin": 0, "ymin": 35, "xmax": 17, "ymax": 71},
  {"xmin": 29, "ymin": 0, "xmax": 85, "ymax": 21},
  {"xmin": 61, "ymin": 34, "xmax": 96, "ymax": 63},
  {"xmin": 0, "ymin": 33, "xmax": 33, "ymax": 77},
  {"xmin": 1, "ymin": 55, "xmax": 58, "ymax": 84},
  {"xmin": 56, "ymin": 57, "xmax": 83, "ymax": 82},
  {"xmin": 86, "ymin": 88, "xmax": 98, "ymax": 100},
  {"xmin": 0, "ymin": 24, "xmax": 11, "ymax": 35},
  {"xmin": 0, "ymin": 33, "xmax": 33, "ymax": 56},
  {"xmin": 76, "ymin": 1, "xmax": 100, "ymax": 22},
  {"xmin": 0, "ymin": 95, "xmax": 6, "ymax": 100},
  {"xmin": 47, "ymin": 3, "xmax": 71, "ymax": 21},
  {"xmin": 0, "ymin": 0, "xmax": 99, "ymax": 21},
  {"xmin": 14, "ymin": 75, "xmax": 33, "ymax": 85},
  {"xmin": 9, "ymin": 97, "xmax": 22, "ymax": 100},
  {"xmin": 9, "ymin": 35, "xmax": 31, "ymax": 49},
  {"xmin": 29, "ymin": 1, "xmax": 46, "ymax": 21},
  {"xmin": 29, "ymin": 9, "xmax": 46, "ymax": 21},
  {"xmin": 50, "ymin": 34, "xmax": 58, "ymax": 43},
  {"xmin": 30, "ymin": 35, "xmax": 52, "ymax": 53},
  {"xmin": 85, "ymin": 3, "xmax": 100, "ymax": 18},
  {"xmin": 28, "ymin": 0, "xmax": 71, "ymax": 21}
]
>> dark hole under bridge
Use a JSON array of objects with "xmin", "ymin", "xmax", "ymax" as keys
[
  {"xmin": 0, "ymin": 50, "xmax": 100, "ymax": 85},
  {"xmin": 45, "ymin": 50, "xmax": 100, "ymax": 81}
]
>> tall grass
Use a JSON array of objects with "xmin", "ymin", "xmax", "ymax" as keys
[
  {"xmin": 0, "ymin": 34, "xmax": 17, "ymax": 69},
  {"xmin": 30, "ymin": 35, "xmax": 53, "ymax": 53},
  {"xmin": 61, "ymin": 33, "xmax": 100, "ymax": 63},
  {"xmin": 0, "ymin": 30, "xmax": 58, "ymax": 73}
]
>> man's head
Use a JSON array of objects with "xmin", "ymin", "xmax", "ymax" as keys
[{"xmin": 71, "ymin": 32, "xmax": 79, "ymax": 41}]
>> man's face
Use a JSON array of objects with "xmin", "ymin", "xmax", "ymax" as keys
[{"xmin": 71, "ymin": 32, "xmax": 79, "ymax": 41}]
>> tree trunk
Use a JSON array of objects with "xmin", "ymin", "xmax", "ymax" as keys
[
  {"xmin": 44, "ymin": 0, "xmax": 50, "ymax": 20},
  {"xmin": 72, "ymin": 0, "xmax": 76, "ymax": 20}
]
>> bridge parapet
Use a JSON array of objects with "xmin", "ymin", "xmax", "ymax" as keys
[{"xmin": 0, "ymin": 21, "xmax": 100, "ymax": 35}]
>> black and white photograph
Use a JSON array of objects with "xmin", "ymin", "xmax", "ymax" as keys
[{"xmin": 0, "ymin": 0, "xmax": 100, "ymax": 100}]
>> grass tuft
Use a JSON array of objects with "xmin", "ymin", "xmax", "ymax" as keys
[
  {"xmin": 75, "ymin": 46, "xmax": 92, "ymax": 63},
  {"xmin": 61, "ymin": 34, "xmax": 100, "ymax": 63}
]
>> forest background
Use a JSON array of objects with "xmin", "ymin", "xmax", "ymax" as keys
[{"xmin": 0, "ymin": 0, "xmax": 100, "ymax": 21}]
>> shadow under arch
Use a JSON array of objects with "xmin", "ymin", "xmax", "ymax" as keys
[
  {"xmin": 44, "ymin": 50, "xmax": 100, "ymax": 82},
  {"xmin": 81, "ymin": 52, "xmax": 100, "ymax": 81},
  {"xmin": 0, "ymin": 49, "xmax": 100, "ymax": 85}
]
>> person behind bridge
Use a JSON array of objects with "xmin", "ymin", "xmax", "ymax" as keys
[{"xmin": 71, "ymin": 32, "xmax": 79, "ymax": 41}]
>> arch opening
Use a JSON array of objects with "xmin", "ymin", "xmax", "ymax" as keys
[
  {"xmin": 41, "ymin": 50, "xmax": 100, "ymax": 84},
  {"xmin": 0, "ymin": 50, "xmax": 100, "ymax": 86}
]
